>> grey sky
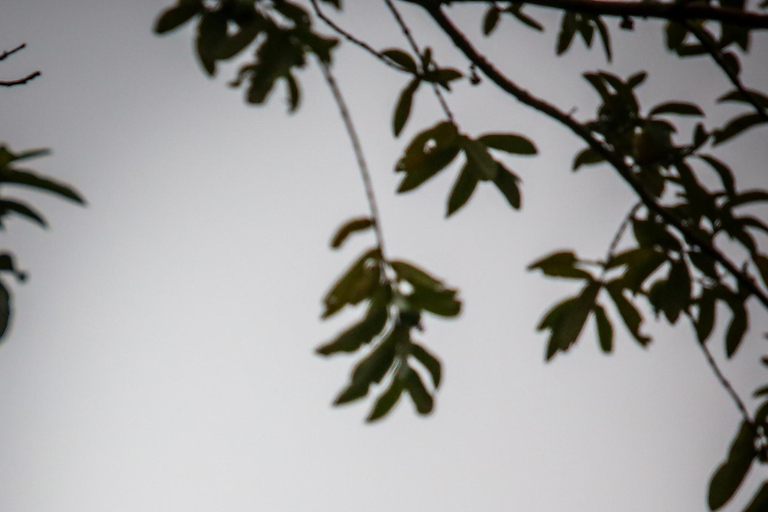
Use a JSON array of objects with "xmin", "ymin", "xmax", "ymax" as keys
[{"xmin": 1, "ymin": 1, "xmax": 767, "ymax": 511}]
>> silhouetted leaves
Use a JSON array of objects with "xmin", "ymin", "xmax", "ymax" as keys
[
  {"xmin": 154, "ymin": 0, "xmax": 203, "ymax": 34},
  {"xmin": 446, "ymin": 162, "xmax": 480, "ymax": 216},
  {"xmin": 322, "ymin": 248, "xmax": 381, "ymax": 318},
  {"xmin": 713, "ymin": 113, "xmax": 767, "ymax": 145},
  {"xmin": 396, "ymin": 121, "xmax": 460, "ymax": 192},
  {"xmin": 708, "ymin": 421, "xmax": 756, "ymax": 510},
  {"xmin": 393, "ymin": 78, "xmax": 420, "ymax": 137},
  {"xmin": 330, "ymin": 217, "xmax": 373, "ymax": 249}
]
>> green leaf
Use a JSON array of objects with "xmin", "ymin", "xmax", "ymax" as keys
[
  {"xmin": 0, "ymin": 199, "xmax": 48, "ymax": 228},
  {"xmin": 743, "ymin": 483, "xmax": 768, "ymax": 512},
  {"xmin": 428, "ymin": 68, "xmax": 463, "ymax": 90},
  {"xmin": 446, "ymin": 162, "xmax": 480, "ymax": 216},
  {"xmin": 478, "ymin": 133, "xmax": 537, "ymax": 155},
  {"xmin": 410, "ymin": 343, "xmax": 441, "ymax": 389},
  {"xmin": 196, "ymin": 11, "xmax": 228, "ymax": 75},
  {"xmin": 407, "ymin": 286, "xmax": 461, "ymax": 318},
  {"xmin": 606, "ymin": 280, "xmax": 650, "ymax": 346},
  {"xmin": 633, "ymin": 218, "xmax": 681, "ymax": 252},
  {"xmin": 382, "ymin": 49, "xmax": 417, "ymax": 73},
  {"xmin": 708, "ymin": 421, "xmax": 756, "ymax": 510},
  {"xmin": 594, "ymin": 16, "xmax": 612, "ymax": 61},
  {"xmin": 330, "ymin": 217, "xmax": 373, "ymax": 249},
  {"xmin": 493, "ymin": 163, "xmax": 522, "ymax": 210},
  {"xmin": 594, "ymin": 304, "xmax": 613, "ymax": 353},
  {"xmin": 366, "ymin": 378, "xmax": 404, "ymax": 422},
  {"xmin": 403, "ymin": 366, "xmax": 434, "ymax": 415},
  {"xmin": 754, "ymin": 254, "xmax": 768, "ymax": 288},
  {"xmin": 215, "ymin": 18, "xmax": 262, "ymax": 60},
  {"xmin": 391, "ymin": 260, "xmax": 444, "ymax": 290},
  {"xmin": 713, "ymin": 113, "xmax": 767, "ymax": 145},
  {"xmin": 154, "ymin": 1, "xmax": 203, "ymax": 34},
  {"xmin": 572, "ymin": 147, "xmax": 604, "ymax": 170},
  {"xmin": 725, "ymin": 300, "xmax": 748, "ymax": 358},
  {"xmin": 0, "ymin": 280, "xmax": 9, "ymax": 340},
  {"xmin": 483, "ymin": 6, "xmax": 501, "ymax": 35},
  {"xmin": 556, "ymin": 12, "xmax": 577, "ymax": 55},
  {"xmin": 396, "ymin": 122, "xmax": 460, "ymax": 193},
  {"xmin": 699, "ymin": 155, "xmax": 735, "ymax": 197},
  {"xmin": 541, "ymin": 282, "xmax": 600, "ymax": 358},
  {"xmin": 528, "ymin": 251, "xmax": 592, "ymax": 280},
  {"xmin": 316, "ymin": 292, "xmax": 389, "ymax": 355},
  {"xmin": 460, "ymin": 137, "xmax": 498, "ymax": 180},
  {"xmin": 0, "ymin": 169, "xmax": 85, "ymax": 204},
  {"xmin": 696, "ymin": 291, "xmax": 716, "ymax": 343},
  {"xmin": 648, "ymin": 101, "xmax": 704, "ymax": 117},
  {"xmin": 609, "ymin": 248, "xmax": 667, "ymax": 293},
  {"xmin": 393, "ymin": 79, "xmax": 420, "ymax": 137},
  {"xmin": 663, "ymin": 259, "xmax": 691, "ymax": 324},
  {"xmin": 718, "ymin": 89, "xmax": 768, "ymax": 110},
  {"xmin": 322, "ymin": 248, "xmax": 381, "ymax": 318}
]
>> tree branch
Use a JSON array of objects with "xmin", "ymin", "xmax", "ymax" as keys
[
  {"xmin": 412, "ymin": 0, "xmax": 768, "ymax": 30},
  {"xmin": 0, "ymin": 43, "xmax": 27, "ymax": 62},
  {"xmin": 683, "ymin": 20, "xmax": 768, "ymax": 122},
  {"xmin": 416, "ymin": 2, "xmax": 768, "ymax": 311},
  {"xmin": 0, "ymin": 71, "xmax": 41, "ymax": 87}
]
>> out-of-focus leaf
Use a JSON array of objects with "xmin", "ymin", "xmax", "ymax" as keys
[
  {"xmin": 0, "ymin": 280, "xmax": 9, "ymax": 340},
  {"xmin": 196, "ymin": 11, "xmax": 228, "ymax": 75},
  {"xmin": 699, "ymin": 155, "xmax": 735, "ymax": 197},
  {"xmin": 407, "ymin": 286, "xmax": 461, "ymax": 318},
  {"xmin": 446, "ymin": 162, "xmax": 480, "ymax": 216},
  {"xmin": 366, "ymin": 377, "xmax": 404, "ymax": 422},
  {"xmin": 726, "ymin": 190, "xmax": 768, "ymax": 209},
  {"xmin": 609, "ymin": 248, "xmax": 666, "ymax": 293},
  {"xmin": 577, "ymin": 18, "xmax": 594, "ymax": 47},
  {"xmin": 572, "ymin": 147, "xmax": 604, "ymax": 170},
  {"xmin": 593, "ymin": 304, "xmax": 613, "ymax": 353},
  {"xmin": 0, "ymin": 169, "xmax": 85, "ymax": 204},
  {"xmin": 648, "ymin": 101, "xmax": 704, "ymax": 117},
  {"xmin": 713, "ymin": 113, "xmax": 767, "ymax": 145},
  {"xmin": 330, "ymin": 217, "xmax": 373, "ymax": 249},
  {"xmin": 633, "ymin": 218, "xmax": 681, "ymax": 252},
  {"xmin": 663, "ymin": 259, "xmax": 691, "ymax": 324},
  {"xmin": 334, "ymin": 327, "xmax": 403, "ymax": 405},
  {"xmin": 493, "ymin": 163, "xmax": 522, "ymax": 210},
  {"xmin": 410, "ymin": 343, "xmax": 441, "ymax": 388},
  {"xmin": 556, "ymin": 12, "xmax": 577, "ymax": 55},
  {"xmin": 665, "ymin": 22, "xmax": 687, "ymax": 51},
  {"xmin": 322, "ymin": 248, "xmax": 381, "ymax": 318},
  {"xmin": 316, "ymin": 289, "xmax": 389, "ymax": 355},
  {"xmin": 718, "ymin": 89, "xmax": 768, "ymax": 110},
  {"xmin": 478, "ymin": 133, "xmax": 537, "ymax": 155},
  {"xmin": 594, "ymin": 17, "xmax": 612, "ymax": 61},
  {"xmin": 460, "ymin": 137, "xmax": 497, "ymax": 180},
  {"xmin": 606, "ymin": 280, "xmax": 650, "ymax": 345},
  {"xmin": 403, "ymin": 366, "xmax": 434, "ymax": 414},
  {"xmin": 528, "ymin": 251, "xmax": 592, "ymax": 280},
  {"xmin": 540, "ymin": 282, "xmax": 600, "ymax": 359},
  {"xmin": 0, "ymin": 199, "xmax": 47, "ymax": 228},
  {"xmin": 511, "ymin": 8, "xmax": 543, "ymax": 31},
  {"xmin": 743, "ymin": 483, "xmax": 768, "ymax": 512},
  {"xmin": 483, "ymin": 6, "xmax": 501, "ymax": 35},
  {"xmin": 396, "ymin": 122, "xmax": 460, "ymax": 192},
  {"xmin": 391, "ymin": 260, "xmax": 443, "ymax": 290},
  {"xmin": 696, "ymin": 290, "xmax": 717, "ymax": 343},
  {"xmin": 708, "ymin": 421, "xmax": 756, "ymax": 510},
  {"xmin": 393, "ymin": 78, "xmax": 420, "ymax": 137},
  {"xmin": 154, "ymin": 0, "xmax": 203, "ymax": 34},
  {"xmin": 754, "ymin": 254, "xmax": 768, "ymax": 288},
  {"xmin": 725, "ymin": 300, "xmax": 748, "ymax": 358},
  {"xmin": 382, "ymin": 48, "xmax": 417, "ymax": 73}
]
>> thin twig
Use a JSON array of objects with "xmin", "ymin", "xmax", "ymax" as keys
[
  {"xmin": 419, "ymin": 3, "xmax": 768, "ymax": 311},
  {"xmin": 0, "ymin": 43, "xmax": 26, "ymax": 62},
  {"xmin": 0, "ymin": 71, "xmax": 41, "ymax": 87},
  {"xmin": 383, "ymin": 0, "xmax": 456, "ymax": 123},
  {"xmin": 407, "ymin": 0, "xmax": 768, "ymax": 30},
  {"xmin": 318, "ymin": 59, "xmax": 389, "ymax": 260},
  {"xmin": 683, "ymin": 20, "xmax": 768, "ymax": 122},
  {"xmin": 698, "ymin": 334, "xmax": 754, "ymax": 426}
]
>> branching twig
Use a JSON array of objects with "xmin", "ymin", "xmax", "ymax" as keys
[
  {"xmin": 0, "ymin": 71, "xmax": 41, "ymax": 87},
  {"xmin": 417, "ymin": 2, "xmax": 768, "ymax": 311},
  {"xmin": 410, "ymin": 0, "xmax": 768, "ymax": 30},
  {"xmin": 318, "ymin": 59, "xmax": 390, "ymax": 261},
  {"xmin": 384, "ymin": 0, "xmax": 456, "ymax": 124},
  {"xmin": 683, "ymin": 20, "xmax": 768, "ymax": 122},
  {"xmin": 0, "ymin": 43, "xmax": 27, "ymax": 62}
]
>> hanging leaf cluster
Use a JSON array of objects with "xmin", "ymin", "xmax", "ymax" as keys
[{"xmin": 316, "ymin": 216, "xmax": 460, "ymax": 421}]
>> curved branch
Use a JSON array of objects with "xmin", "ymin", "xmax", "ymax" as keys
[
  {"xmin": 0, "ymin": 71, "xmax": 41, "ymax": 87},
  {"xmin": 410, "ymin": 0, "xmax": 768, "ymax": 30},
  {"xmin": 417, "ymin": 2, "xmax": 768, "ymax": 311}
]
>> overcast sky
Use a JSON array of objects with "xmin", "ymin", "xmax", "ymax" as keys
[{"xmin": 2, "ymin": 1, "xmax": 767, "ymax": 511}]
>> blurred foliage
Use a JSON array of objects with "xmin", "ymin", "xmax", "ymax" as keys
[{"xmin": 154, "ymin": 0, "xmax": 768, "ymax": 509}]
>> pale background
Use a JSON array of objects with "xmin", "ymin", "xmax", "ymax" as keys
[{"xmin": 1, "ymin": 1, "xmax": 767, "ymax": 511}]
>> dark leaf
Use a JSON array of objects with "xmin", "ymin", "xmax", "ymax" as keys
[
  {"xmin": 577, "ymin": 18, "xmax": 594, "ymax": 48},
  {"xmin": 626, "ymin": 71, "xmax": 647, "ymax": 90},
  {"xmin": 743, "ymin": 483, "xmax": 768, "ymax": 512},
  {"xmin": 633, "ymin": 218, "xmax": 681, "ymax": 252},
  {"xmin": 662, "ymin": 259, "xmax": 692, "ymax": 324},
  {"xmin": 665, "ymin": 22, "xmax": 687, "ymax": 51},
  {"xmin": 726, "ymin": 190, "xmax": 768, "ymax": 209},
  {"xmin": 322, "ymin": 248, "xmax": 381, "ymax": 318},
  {"xmin": 609, "ymin": 248, "xmax": 667, "ymax": 293},
  {"xmin": 556, "ymin": 12, "xmax": 578, "ymax": 55},
  {"xmin": 429, "ymin": 68, "xmax": 463, "ymax": 90},
  {"xmin": 542, "ymin": 282, "xmax": 600, "ymax": 357},
  {"xmin": 478, "ymin": 133, "xmax": 537, "ymax": 155},
  {"xmin": 0, "ymin": 280, "xmax": 9, "ymax": 340},
  {"xmin": 594, "ymin": 17, "xmax": 612, "ymax": 61},
  {"xmin": 0, "ymin": 169, "xmax": 85, "ymax": 204},
  {"xmin": 396, "ymin": 122, "xmax": 460, "ymax": 193},
  {"xmin": 446, "ymin": 162, "xmax": 480, "ymax": 216},
  {"xmin": 285, "ymin": 72, "xmax": 300, "ymax": 113},
  {"xmin": 583, "ymin": 73, "xmax": 610, "ymax": 101},
  {"xmin": 754, "ymin": 254, "xmax": 768, "ymax": 288},
  {"xmin": 528, "ymin": 251, "xmax": 592, "ymax": 280},
  {"xmin": 382, "ymin": 49, "xmax": 417, "ymax": 73},
  {"xmin": 511, "ymin": 9, "xmax": 544, "ymax": 31},
  {"xmin": 330, "ymin": 217, "xmax": 373, "ymax": 249},
  {"xmin": 0, "ymin": 199, "xmax": 48, "ymax": 228},
  {"xmin": 593, "ymin": 304, "xmax": 613, "ymax": 353},
  {"xmin": 696, "ymin": 290, "xmax": 716, "ymax": 343},
  {"xmin": 718, "ymin": 89, "xmax": 768, "ymax": 110},
  {"xmin": 403, "ymin": 366, "xmax": 434, "ymax": 415},
  {"xmin": 483, "ymin": 7, "xmax": 501, "ymax": 35},
  {"xmin": 648, "ymin": 101, "xmax": 704, "ymax": 117},
  {"xmin": 689, "ymin": 251, "xmax": 718, "ymax": 280},
  {"xmin": 708, "ymin": 421, "xmax": 756, "ymax": 510},
  {"xmin": 713, "ymin": 113, "xmax": 767, "ymax": 145},
  {"xmin": 393, "ymin": 79, "xmax": 420, "ymax": 137},
  {"xmin": 725, "ymin": 300, "xmax": 748, "ymax": 358},
  {"xmin": 410, "ymin": 343, "xmax": 441, "ymax": 388},
  {"xmin": 407, "ymin": 286, "xmax": 461, "ymax": 318},
  {"xmin": 493, "ymin": 163, "xmax": 522, "ymax": 210},
  {"xmin": 316, "ymin": 291, "xmax": 389, "ymax": 355},
  {"xmin": 460, "ymin": 137, "xmax": 498, "ymax": 180},
  {"xmin": 154, "ymin": 1, "xmax": 203, "ymax": 34},
  {"xmin": 572, "ymin": 147, "xmax": 604, "ymax": 170},
  {"xmin": 366, "ymin": 377, "xmax": 404, "ymax": 422},
  {"xmin": 196, "ymin": 11, "xmax": 228, "ymax": 75},
  {"xmin": 391, "ymin": 260, "xmax": 444, "ymax": 290},
  {"xmin": 699, "ymin": 155, "xmax": 736, "ymax": 197},
  {"xmin": 606, "ymin": 280, "xmax": 650, "ymax": 346}
]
